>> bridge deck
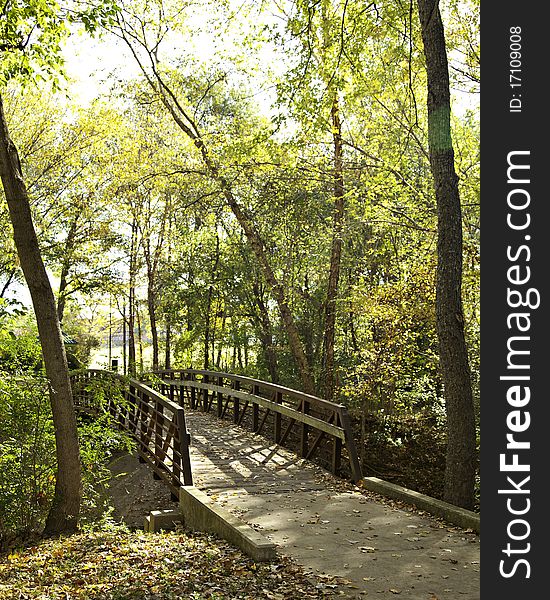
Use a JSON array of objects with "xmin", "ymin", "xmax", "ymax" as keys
[{"xmin": 111, "ymin": 408, "xmax": 480, "ymax": 599}]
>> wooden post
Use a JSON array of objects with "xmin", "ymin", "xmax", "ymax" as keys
[
  {"xmin": 153, "ymin": 400, "xmax": 164, "ymax": 480},
  {"xmin": 300, "ymin": 399, "xmax": 310, "ymax": 458},
  {"xmin": 176, "ymin": 408, "xmax": 193, "ymax": 487},
  {"xmin": 138, "ymin": 389, "xmax": 148, "ymax": 463},
  {"xmin": 274, "ymin": 391, "xmax": 282, "ymax": 443},
  {"xmin": 190, "ymin": 379, "xmax": 196, "ymax": 409},
  {"xmin": 217, "ymin": 375, "xmax": 223, "ymax": 417},
  {"xmin": 233, "ymin": 380, "xmax": 240, "ymax": 424},
  {"xmin": 252, "ymin": 384, "xmax": 260, "ymax": 432},
  {"xmin": 202, "ymin": 373, "xmax": 209, "ymax": 412},
  {"xmin": 332, "ymin": 412, "xmax": 342, "ymax": 475},
  {"xmin": 340, "ymin": 408, "xmax": 362, "ymax": 482}
]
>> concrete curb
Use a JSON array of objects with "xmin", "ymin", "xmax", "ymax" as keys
[
  {"xmin": 179, "ymin": 485, "xmax": 278, "ymax": 562},
  {"xmin": 360, "ymin": 477, "xmax": 480, "ymax": 533},
  {"xmin": 144, "ymin": 509, "xmax": 182, "ymax": 532}
]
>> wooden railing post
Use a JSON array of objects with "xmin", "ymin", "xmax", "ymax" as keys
[
  {"xmin": 138, "ymin": 388, "xmax": 149, "ymax": 463},
  {"xmin": 128, "ymin": 383, "xmax": 138, "ymax": 434},
  {"xmin": 190, "ymin": 373, "xmax": 197, "ymax": 409},
  {"xmin": 153, "ymin": 399, "xmax": 164, "ymax": 480},
  {"xmin": 332, "ymin": 411, "xmax": 342, "ymax": 475},
  {"xmin": 176, "ymin": 407, "xmax": 193, "ymax": 487},
  {"xmin": 252, "ymin": 384, "xmax": 260, "ymax": 432},
  {"xmin": 274, "ymin": 391, "xmax": 282, "ymax": 443},
  {"xmin": 202, "ymin": 373, "xmax": 209, "ymax": 412},
  {"xmin": 233, "ymin": 379, "xmax": 240, "ymax": 424},
  {"xmin": 217, "ymin": 375, "xmax": 224, "ymax": 417},
  {"xmin": 300, "ymin": 400, "xmax": 310, "ymax": 458},
  {"xmin": 340, "ymin": 408, "xmax": 362, "ymax": 482}
]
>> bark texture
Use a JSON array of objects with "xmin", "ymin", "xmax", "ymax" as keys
[
  {"xmin": 416, "ymin": 0, "xmax": 477, "ymax": 509},
  {"xmin": 0, "ymin": 93, "xmax": 81, "ymax": 533}
]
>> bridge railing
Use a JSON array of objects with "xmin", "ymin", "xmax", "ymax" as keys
[
  {"xmin": 149, "ymin": 368, "xmax": 362, "ymax": 482},
  {"xmin": 70, "ymin": 369, "xmax": 193, "ymax": 498}
]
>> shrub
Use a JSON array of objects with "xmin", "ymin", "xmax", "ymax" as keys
[{"xmin": 0, "ymin": 372, "xmax": 134, "ymax": 550}]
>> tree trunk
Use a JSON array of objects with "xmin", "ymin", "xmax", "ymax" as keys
[
  {"xmin": 128, "ymin": 217, "xmax": 138, "ymax": 376},
  {"xmin": 0, "ymin": 93, "xmax": 81, "ymax": 533},
  {"xmin": 416, "ymin": 0, "xmax": 477, "ymax": 509},
  {"xmin": 136, "ymin": 305, "xmax": 144, "ymax": 373},
  {"xmin": 165, "ymin": 316, "xmax": 171, "ymax": 370},
  {"xmin": 56, "ymin": 215, "xmax": 79, "ymax": 324},
  {"xmin": 322, "ymin": 96, "xmax": 345, "ymax": 401},
  {"xmin": 203, "ymin": 288, "xmax": 211, "ymax": 370},
  {"xmin": 215, "ymin": 309, "xmax": 226, "ymax": 369},
  {"xmin": 0, "ymin": 267, "xmax": 17, "ymax": 298},
  {"xmin": 251, "ymin": 279, "xmax": 279, "ymax": 383},
  {"xmin": 147, "ymin": 285, "xmax": 159, "ymax": 371}
]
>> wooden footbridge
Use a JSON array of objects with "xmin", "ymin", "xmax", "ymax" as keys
[
  {"xmin": 71, "ymin": 369, "xmax": 481, "ymax": 599},
  {"xmin": 70, "ymin": 368, "xmax": 363, "ymax": 500}
]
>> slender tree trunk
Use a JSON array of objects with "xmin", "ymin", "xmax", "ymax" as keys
[
  {"xmin": 147, "ymin": 285, "xmax": 159, "ymax": 371},
  {"xmin": 0, "ymin": 267, "xmax": 16, "ymax": 298},
  {"xmin": 251, "ymin": 280, "xmax": 279, "ymax": 383},
  {"xmin": 237, "ymin": 345, "xmax": 243, "ymax": 370},
  {"xmin": 416, "ymin": 0, "xmax": 477, "ymax": 509},
  {"xmin": 204, "ymin": 234, "xmax": 220, "ymax": 370},
  {"xmin": 122, "ymin": 304, "xmax": 127, "ymax": 374},
  {"xmin": 108, "ymin": 300, "xmax": 112, "ymax": 368},
  {"xmin": 215, "ymin": 309, "xmax": 226, "ymax": 369},
  {"xmin": 165, "ymin": 315, "xmax": 171, "ymax": 370},
  {"xmin": 56, "ymin": 215, "xmax": 79, "ymax": 324},
  {"xmin": 0, "ymin": 94, "xmax": 81, "ymax": 533},
  {"xmin": 136, "ymin": 305, "xmax": 144, "ymax": 373},
  {"xmin": 203, "ymin": 290, "xmax": 211, "ymax": 370},
  {"xmin": 128, "ymin": 217, "xmax": 138, "ymax": 376},
  {"xmin": 322, "ymin": 96, "xmax": 345, "ymax": 401}
]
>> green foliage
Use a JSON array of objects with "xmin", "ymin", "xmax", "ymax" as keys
[
  {"xmin": 341, "ymin": 265, "xmax": 440, "ymax": 415},
  {"xmin": 77, "ymin": 414, "xmax": 134, "ymax": 526},
  {"xmin": 0, "ymin": 371, "xmax": 134, "ymax": 549},
  {"xmin": 0, "ymin": 0, "xmax": 120, "ymax": 86},
  {"xmin": 0, "ymin": 376, "xmax": 55, "ymax": 544},
  {"xmin": 0, "ymin": 316, "xmax": 42, "ymax": 373}
]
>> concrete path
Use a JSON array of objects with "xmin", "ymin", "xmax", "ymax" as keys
[{"xmin": 185, "ymin": 410, "xmax": 480, "ymax": 600}]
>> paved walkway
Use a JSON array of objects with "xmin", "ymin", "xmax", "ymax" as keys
[{"xmin": 185, "ymin": 410, "xmax": 480, "ymax": 600}]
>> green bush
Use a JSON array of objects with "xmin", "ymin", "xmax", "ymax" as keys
[
  {"xmin": 0, "ymin": 372, "xmax": 134, "ymax": 550},
  {"xmin": 0, "ymin": 376, "xmax": 55, "ymax": 545}
]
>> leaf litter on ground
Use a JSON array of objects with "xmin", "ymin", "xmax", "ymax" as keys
[{"xmin": 0, "ymin": 526, "xmax": 341, "ymax": 599}]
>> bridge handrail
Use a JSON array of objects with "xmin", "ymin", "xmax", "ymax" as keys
[
  {"xmin": 70, "ymin": 369, "xmax": 193, "ymax": 497},
  {"xmin": 75, "ymin": 369, "xmax": 183, "ymax": 414},
  {"xmin": 153, "ymin": 368, "xmax": 347, "ymax": 412},
  {"xmin": 150, "ymin": 368, "xmax": 362, "ymax": 483}
]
